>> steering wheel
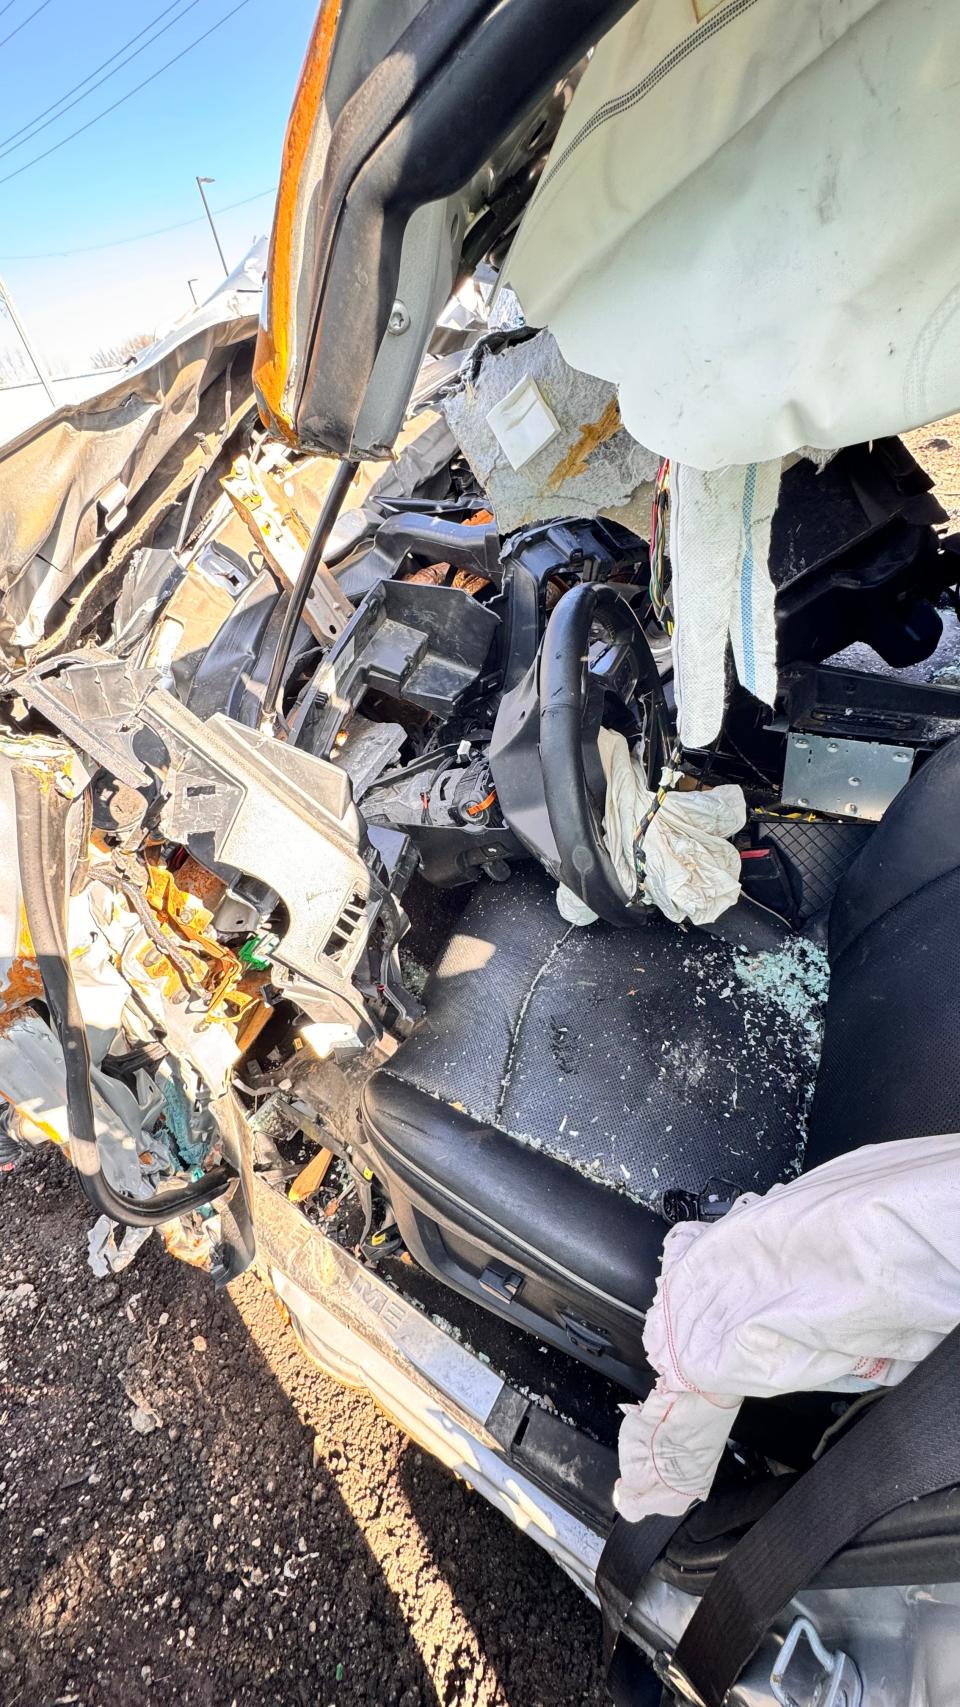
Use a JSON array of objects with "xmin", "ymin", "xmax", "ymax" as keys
[{"xmin": 539, "ymin": 583, "xmax": 673, "ymax": 926}]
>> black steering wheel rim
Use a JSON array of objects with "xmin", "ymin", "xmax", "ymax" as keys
[{"xmin": 539, "ymin": 583, "xmax": 672, "ymax": 926}]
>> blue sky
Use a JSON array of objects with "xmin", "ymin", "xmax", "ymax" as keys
[{"xmin": 0, "ymin": 0, "xmax": 319, "ymax": 364}]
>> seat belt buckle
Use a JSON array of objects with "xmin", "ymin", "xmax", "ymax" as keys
[
  {"xmin": 662, "ymin": 1176, "xmax": 742, "ymax": 1225},
  {"xmin": 771, "ymin": 1617, "xmax": 863, "ymax": 1707}
]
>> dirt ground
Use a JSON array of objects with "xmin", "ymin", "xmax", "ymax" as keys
[
  {"xmin": 903, "ymin": 414, "xmax": 960, "ymax": 523},
  {"xmin": 0, "ymin": 1145, "xmax": 609, "ymax": 1707}
]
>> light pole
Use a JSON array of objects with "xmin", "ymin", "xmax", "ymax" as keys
[
  {"xmin": 0, "ymin": 272, "xmax": 56, "ymax": 410},
  {"xmin": 187, "ymin": 278, "xmax": 199, "ymax": 306},
  {"xmin": 196, "ymin": 175, "xmax": 228, "ymax": 277}
]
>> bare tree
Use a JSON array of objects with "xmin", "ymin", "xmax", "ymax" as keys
[{"xmin": 90, "ymin": 332, "xmax": 154, "ymax": 371}]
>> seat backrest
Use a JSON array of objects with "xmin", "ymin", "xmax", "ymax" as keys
[
  {"xmin": 805, "ymin": 735, "xmax": 960, "ymax": 1170},
  {"xmin": 828, "ymin": 734, "xmax": 960, "ymax": 963}
]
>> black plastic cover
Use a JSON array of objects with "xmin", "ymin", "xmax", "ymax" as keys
[
  {"xmin": 293, "ymin": 579, "xmax": 501, "ymax": 755},
  {"xmin": 287, "ymin": 0, "xmax": 640, "ymax": 456}
]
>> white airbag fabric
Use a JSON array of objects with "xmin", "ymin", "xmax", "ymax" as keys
[
  {"xmin": 615, "ymin": 1133, "xmax": 960, "ymax": 1520},
  {"xmin": 670, "ymin": 460, "xmax": 780, "ymax": 746},
  {"xmin": 505, "ymin": 0, "xmax": 960, "ymax": 470},
  {"xmin": 556, "ymin": 726, "xmax": 745, "ymax": 926}
]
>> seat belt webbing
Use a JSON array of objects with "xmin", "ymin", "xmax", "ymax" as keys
[
  {"xmin": 597, "ymin": 1512, "xmax": 687, "ymax": 1703},
  {"xmin": 671, "ymin": 1319, "xmax": 960, "ymax": 1707}
]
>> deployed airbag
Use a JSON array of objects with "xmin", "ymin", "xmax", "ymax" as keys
[
  {"xmin": 556, "ymin": 727, "xmax": 746, "ymax": 926},
  {"xmin": 616, "ymin": 1132, "xmax": 960, "ymax": 1520},
  {"xmin": 670, "ymin": 459, "xmax": 781, "ymax": 743},
  {"xmin": 506, "ymin": 0, "xmax": 960, "ymax": 469}
]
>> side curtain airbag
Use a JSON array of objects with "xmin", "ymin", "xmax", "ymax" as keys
[{"xmin": 505, "ymin": 0, "xmax": 960, "ymax": 468}]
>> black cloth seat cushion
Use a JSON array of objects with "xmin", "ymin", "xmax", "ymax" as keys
[
  {"xmin": 806, "ymin": 735, "xmax": 960, "ymax": 1168},
  {"xmin": 375, "ymin": 867, "xmax": 818, "ymax": 1211}
]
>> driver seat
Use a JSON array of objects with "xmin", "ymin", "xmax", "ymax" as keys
[{"xmin": 361, "ymin": 736, "xmax": 960, "ymax": 1391}]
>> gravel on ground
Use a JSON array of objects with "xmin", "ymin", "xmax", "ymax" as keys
[{"xmin": 0, "ymin": 1146, "xmax": 608, "ymax": 1707}]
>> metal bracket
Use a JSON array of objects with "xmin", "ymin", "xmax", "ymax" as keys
[
  {"xmin": 771, "ymin": 1617, "xmax": 863, "ymax": 1707},
  {"xmin": 782, "ymin": 731, "xmax": 913, "ymax": 820},
  {"xmin": 652, "ymin": 1650, "xmax": 706, "ymax": 1706}
]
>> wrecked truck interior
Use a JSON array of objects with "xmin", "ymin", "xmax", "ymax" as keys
[{"xmin": 4, "ymin": 0, "xmax": 960, "ymax": 1702}]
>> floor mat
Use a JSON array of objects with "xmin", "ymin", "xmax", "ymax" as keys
[{"xmin": 761, "ymin": 817, "xmax": 874, "ymax": 920}]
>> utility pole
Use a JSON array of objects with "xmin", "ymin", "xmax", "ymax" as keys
[
  {"xmin": 196, "ymin": 175, "xmax": 228, "ymax": 277},
  {"xmin": 0, "ymin": 272, "xmax": 56, "ymax": 410},
  {"xmin": 187, "ymin": 278, "xmax": 199, "ymax": 305}
]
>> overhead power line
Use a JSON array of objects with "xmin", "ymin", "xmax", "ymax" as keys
[
  {"xmin": 0, "ymin": 0, "xmax": 53, "ymax": 51},
  {"xmin": 0, "ymin": 0, "xmax": 251, "ymax": 189},
  {"xmin": 0, "ymin": 186, "xmax": 276, "ymax": 259},
  {"xmin": 0, "ymin": 0, "xmax": 200, "ymax": 159},
  {"xmin": 0, "ymin": 0, "xmax": 205, "ymax": 162}
]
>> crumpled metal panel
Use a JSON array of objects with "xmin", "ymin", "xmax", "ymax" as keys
[{"xmin": 0, "ymin": 249, "xmax": 263, "ymax": 658}]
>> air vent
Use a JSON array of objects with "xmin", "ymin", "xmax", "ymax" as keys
[{"xmin": 326, "ymin": 890, "xmax": 367, "ymax": 964}]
